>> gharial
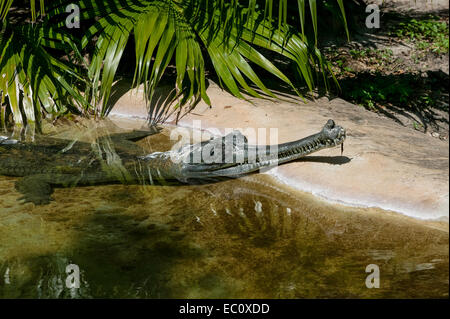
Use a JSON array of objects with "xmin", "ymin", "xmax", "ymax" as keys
[{"xmin": 0, "ymin": 119, "xmax": 346, "ymax": 205}]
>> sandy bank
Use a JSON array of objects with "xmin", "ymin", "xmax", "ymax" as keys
[{"xmin": 108, "ymin": 81, "xmax": 449, "ymax": 222}]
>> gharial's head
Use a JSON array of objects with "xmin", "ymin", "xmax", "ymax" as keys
[
  {"xmin": 316, "ymin": 119, "xmax": 346, "ymax": 148},
  {"xmin": 158, "ymin": 119, "xmax": 347, "ymax": 180}
]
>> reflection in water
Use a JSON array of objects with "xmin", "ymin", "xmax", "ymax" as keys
[{"xmin": 0, "ymin": 121, "xmax": 448, "ymax": 298}]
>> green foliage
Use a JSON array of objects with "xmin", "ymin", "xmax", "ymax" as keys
[
  {"xmin": 393, "ymin": 17, "xmax": 449, "ymax": 54},
  {"xmin": 0, "ymin": 5, "xmax": 89, "ymax": 131},
  {"xmin": 348, "ymin": 48, "xmax": 393, "ymax": 61},
  {"xmin": 325, "ymin": 47, "xmax": 395, "ymax": 77},
  {"xmin": 412, "ymin": 121, "xmax": 423, "ymax": 131},
  {"xmin": 1, "ymin": 0, "xmax": 349, "ymax": 128},
  {"xmin": 340, "ymin": 74, "xmax": 445, "ymax": 113},
  {"xmin": 346, "ymin": 77, "xmax": 413, "ymax": 110},
  {"xmin": 324, "ymin": 41, "xmax": 447, "ymax": 116}
]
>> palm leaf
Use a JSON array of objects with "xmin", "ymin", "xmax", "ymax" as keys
[
  {"xmin": 42, "ymin": 0, "xmax": 349, "ymax": 125},
  {"xmin": 1, "ymin": 0, "xmax": 46, "ymax": 21},
  {"xmin": 0, "ymin": 21, "xmax": 89, "ymax": 131},
  {"xmin": 48, "ymin": 0, "xmax": 346, "ymax": 124}
]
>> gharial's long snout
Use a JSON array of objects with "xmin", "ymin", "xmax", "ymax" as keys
[
  {"xmin": 171, "ymin": 119, "xmax": 347, "ymax": 179},
  {"xmin": 275, "ymin": 119, "xmax": 346, "ymax": 162}
]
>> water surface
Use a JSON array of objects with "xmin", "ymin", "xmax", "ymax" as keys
[{"xmin": 0, "ymin": 121, "xmax": 448, "ymax": 298}]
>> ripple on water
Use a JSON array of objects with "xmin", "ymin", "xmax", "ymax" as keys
[{"xmin": 0, "ymin": 124, "xmax": 448, "ymax": 298}]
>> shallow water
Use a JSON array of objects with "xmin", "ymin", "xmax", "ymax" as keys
[{"xmin": 0, "ymin": 121, "xmax": 448, "ymax": 298}]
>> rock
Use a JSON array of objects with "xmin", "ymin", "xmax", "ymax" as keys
[{"xmin": 109, "ymin": 80, "xmax": 449, "ymax": 221}]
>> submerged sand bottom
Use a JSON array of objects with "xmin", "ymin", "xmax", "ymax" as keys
[{"xmin": 0, "ymin": 121, "xmax": 448, "ymax": 298}]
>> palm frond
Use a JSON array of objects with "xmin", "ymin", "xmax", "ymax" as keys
[
  {"xmin": 0, "ymin": 0, "xmax": 13, "ymax": 20},
  {"xmin": 0, "ymin": 21, "xmax": 89, "ymax": 131},
  {"xmin": 1, "ymin": 0, "xmax": 46, "ymax": 21},
  {"xmin": 48, "ymin": 0, "xmax": 348, "ymax": 124},
  {"xmin": 5, "ymin": 0, "xmax": 349, "ymax": 127}
]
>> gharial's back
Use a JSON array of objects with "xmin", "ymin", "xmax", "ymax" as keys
[
  {"xmin": 0, "ymin": 129, "xmax": 159, "ymax": 179},
  {"xmin": 1, "ymin": 136, "xmax": 91, "ymax": 177}
]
